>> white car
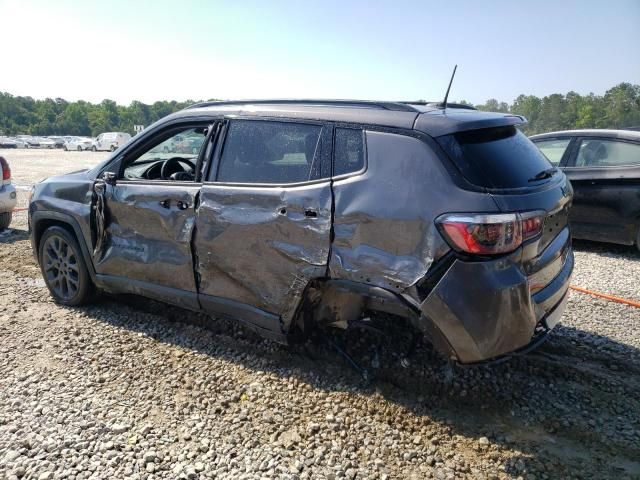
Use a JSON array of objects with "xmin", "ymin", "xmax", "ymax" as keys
[
  {"xmin": 64, "ymin": 137, "xmax": 94, "ymax": 151},
  {"xmin": 35, "ymin": 137, "xmax": 56, "ymax": 149},
  {"xmin": 0, "ymin": 156, "xmax": 16, "ymax": 229},
  {"xmin": 12, "ymin": 138, "xmax": 29, "ymax": 148},
  {"xmin": 92, "ymin": 132, "xmax": 131, "ymax": 152}
]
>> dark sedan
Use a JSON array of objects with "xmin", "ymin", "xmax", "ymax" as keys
[
  {"xmin": 530, "ymin": 129, "xmax": 640, "ymax": 251},
  {"xmin": 0, "ymin": 137, "xmax": 18, "ymax": 149}
]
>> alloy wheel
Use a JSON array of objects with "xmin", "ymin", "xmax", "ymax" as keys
[{"xmin": 42, "ymin": 234, "xmax": 80, "ymax": 300}]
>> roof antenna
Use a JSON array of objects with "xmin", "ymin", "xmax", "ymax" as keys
[{"xmin": 442, "ymin": 64, "xmax": 458, "ymax": 112}]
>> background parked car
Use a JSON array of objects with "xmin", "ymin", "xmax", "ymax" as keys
[
  {"xmin": 0, "ymin": 137, "xmax": 18, "ymax": 149},
  {"xmin": 64, "ymin": 137, "xmax": 94, "ymax": 151},
  {"xmin": 92, "ymin": 132, "xmax": 131, "ymax": 152},
  {"xmin": 47, "ymin": 136, "xmax": 66, "ymax": 148},
  {"xmin": 16, "ymin": 135, "xmax": 40, "ymax": 148},
  {"xmin": 35, "ymin": 137, "xmax": 56, "ymax": 149},
  {"xmin": 0, "ymin": 156, "xmax": 16, "ymax": 229},
  {"xmin": 531, "ymin": 129, "xmax": 640, "ymax": 250}
]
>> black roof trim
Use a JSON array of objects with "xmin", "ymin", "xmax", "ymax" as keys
[
  {"xmin": 185, "ymin": 99, "xmax": 420, "ymax": 112},
  {"xmin": 403, "ymin": 101, "xmax": 477, "ymax": 111}
]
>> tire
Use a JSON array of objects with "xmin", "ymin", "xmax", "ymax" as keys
[
  {"xmin": 110, "ymin": 145, "xmax": 116, "ymax": 152},
  {"xmin": 77, "ymin": 146, "xmax": 82, "ymax": 152},
  {"xmin": 0, "ymin": 212, "xmax": 11, "ymax": 230},
  {"xmin": 39, "ymin": 226, "xmax": 93, "ymax": 306},
  {"xmin": 91, "ymin": 146, "xmax": 97, "ymax": 152},
  {"xmin": 63, "ymin": 146, "xmax": 68, "ymax": 151}
]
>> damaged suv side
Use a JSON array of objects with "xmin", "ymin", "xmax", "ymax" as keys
[{"xmin": 29, "ymin": 100, "xmax": 573, "ymax": 364}]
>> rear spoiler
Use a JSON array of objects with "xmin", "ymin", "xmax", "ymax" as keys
[{"xmin": 415, "ymin": 111, "xmax": 528, "ymax": 137}]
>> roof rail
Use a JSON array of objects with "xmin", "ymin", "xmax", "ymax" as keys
[
  {"xmin": 185, "ymin": 99, "xmax": 420, "ymax": 112},
  {"xmin": 403, "ymin": 101, "xmax": 477, "ymax": 111}
]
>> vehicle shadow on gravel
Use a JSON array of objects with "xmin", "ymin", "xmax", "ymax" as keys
[
  {"xmin": 0, "ymin": 227, "xmax": 30, "ymax": 244},
  {"xmin": 573, "ymin": 238, "xmax": 640, "ymax": 260},
  {"xmin": 79, "ymin": 292, "xmax": 640, "ymax": 479}
]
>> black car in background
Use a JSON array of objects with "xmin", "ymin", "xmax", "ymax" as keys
[{"xmin": 531, "ymin": 129, "xmax": 640, "ymax": 251}]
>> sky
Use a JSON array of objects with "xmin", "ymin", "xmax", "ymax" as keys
[{"xmin": 0, "ymin": 0, "xmax": 638, "ymax": 106}]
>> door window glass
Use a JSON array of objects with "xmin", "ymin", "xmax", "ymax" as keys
[
  {"xmin": 334, "ymin": 128, "xmax": 364, "ymax": 176},
  {"xmin": 122, "ymin": 127, "xmax": 207, "ymax": 181},
  {"xmin": 533, "ymin": 138, "xmax": 571, "ymax": 166},
  {"xmin": 217, "ymin": 120, "xmax": 322, "ymax": 184},
  {"xmin": 575, "ymin": 139, "xmax": 640, "ymax": 167}
]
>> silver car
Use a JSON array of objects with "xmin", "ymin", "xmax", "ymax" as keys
[
  {"xmin": 0, "ymin": 156, "xmax": 17, "ymax": 229},
  {"xmin": 64, "ymin": 137, "xmax": 94, "ymax": 151}
]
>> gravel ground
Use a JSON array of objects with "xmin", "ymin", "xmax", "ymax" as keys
[{"xmin": 1, "ymin": 150, "xmax": 639, "ymax": 480}]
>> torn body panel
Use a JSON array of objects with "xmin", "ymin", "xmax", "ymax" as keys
[
  {"xmin": 329, "ymin": 130, "xmax": 499, "ymax": 297},
  {"xmin": 95, "ymin": 182, "xmax": 199, "ymax": 293},
  {"xmin": 194, "ymin": 182, "xmax": 332, "ymax": 330}
]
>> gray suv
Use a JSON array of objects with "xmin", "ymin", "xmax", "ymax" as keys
[{"xmin": 29, "ymin": 100, "xmax": 574, "ymax": 364}]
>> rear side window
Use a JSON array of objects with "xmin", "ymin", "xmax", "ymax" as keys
[
  {"xmin": 217, "ymin": 120, "xmax": 322, "ymax": 184},
  {"xmin": 437, "ymin": 126, "xmax": 554, "ymax": 188},
  {"xmin": 575, "ymin": 138, "xmax": 640, "ymax": 167},
  {"xmin": 533, "ymin": 138, "xmax": 571, "ymax": 166},
  {"xmin": 334, "ymin": 128, "xmax": 364, "ymax": 176}
]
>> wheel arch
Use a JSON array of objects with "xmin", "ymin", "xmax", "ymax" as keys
[{"xmin": 31, "ymin": 211, "xmax": 96, "ymax": 281}]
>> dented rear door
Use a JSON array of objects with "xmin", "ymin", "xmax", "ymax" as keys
[{"xmin": 194, "ymin": 119, "xmax": 333, "ymax": 331}]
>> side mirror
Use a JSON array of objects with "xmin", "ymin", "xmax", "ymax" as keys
[{"xmin": 102, "ymin": 171, "xmax": 117, "ymax": 185}]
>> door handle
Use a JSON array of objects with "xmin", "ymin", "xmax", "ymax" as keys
[
  {"xmin": 160, "ymin": 199, "xmax": 190, "ymax": 210},
  {"xmin": 304, "ymin": 208, "xmax": 318, "ymax": 218}
]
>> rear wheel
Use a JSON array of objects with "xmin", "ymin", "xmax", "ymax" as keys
[
  {"xmin": 0, "ymin": 212, "xmax": 11, "ymax": 230},
  {"xmin": 77, "ymin": 146, "xmax": 82, "ymax": 151},
  {"xmin": 39, "ymin": 226, "xmax": 92, "ymax": 306}
]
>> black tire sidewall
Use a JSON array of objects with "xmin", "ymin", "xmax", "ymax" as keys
[
  {"xmin": 0, "ymin": 212, "xmax": 11, "ymax": 229},
  {"xmin": 39, "ymin": 226, "xmax": 92, "ymax": 306}
]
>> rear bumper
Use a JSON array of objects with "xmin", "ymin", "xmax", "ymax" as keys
[
  {"xmin": 417, "ymin": 243, "xmax": 574, "ymax": 364},
  {"xmin": 0, "ymin": 184, "xmax": 17, "ymax": 213}
]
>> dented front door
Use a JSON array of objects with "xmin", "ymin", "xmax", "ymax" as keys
[{"xmin": 93, "ymin": 181, "xmax": 200, "ymax": 296}]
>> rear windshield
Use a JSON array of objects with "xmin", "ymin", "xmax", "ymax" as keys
[{"xmin": 437, "ymin": 126, "xmax": 555, "ymax": 188}]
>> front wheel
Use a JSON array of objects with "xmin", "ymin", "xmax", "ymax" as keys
[
  {"xmin": 39, "ymin": 226, "xmax": 93, "ymax": 306},
  {"xmin": 110, "ymin": 145, "xmax": 116, "ymax": 152},
  {"xmin": 77, "ymin": 146, "xmax": 83, "ymax": 151},
  {"xmin": 91, "ymin": 146, "xmax": 97, "ymax": 152}
]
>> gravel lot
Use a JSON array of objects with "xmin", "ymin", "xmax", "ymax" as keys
[{"xmin": 1, "ymin": 149, "xmax": 639, "ymax": 480}]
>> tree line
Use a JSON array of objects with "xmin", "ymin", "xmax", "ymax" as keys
[{"xmin": 1, "ymin": 83, "xmax": 638, "ymax": 137}]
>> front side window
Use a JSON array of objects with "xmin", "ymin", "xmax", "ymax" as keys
[
  {"xmin": 334, "ymin": 128, "xmax": 364, "ymax": 176},
  {"xmin": 122, "ymin": 127, "xmax": 207, "ymax": 181},
  {"xmin": 216, "ymin": 120, "xmax": 322, "ymax": 184},
  {"xmin": 533, "ymin": 138, "xmax": 571, "ymax": 166},
  {"xmin": 575, "ymin": 139, "xmax": 640, "ymax": 167}
]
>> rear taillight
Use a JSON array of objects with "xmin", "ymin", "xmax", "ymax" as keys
[
  {"xmin": 436, "ymin": 211, "xmax": 544, "ymax": 255},
  {"xmin": 0, "ymin": 156, "xmax": 10, "ymax": 182}
]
